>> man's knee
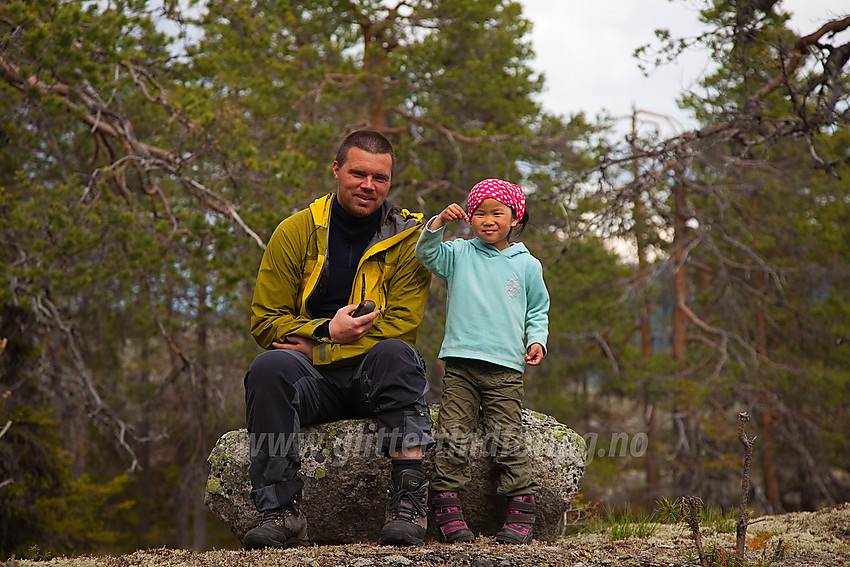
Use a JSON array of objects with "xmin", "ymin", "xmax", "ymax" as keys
[
  {"xmin": 369, "ymin": 340, "xmax": 426, "ymax": 381},
  {"xmin": 367, "ymin": 338, "xmax": 417, "ymax": 360}
]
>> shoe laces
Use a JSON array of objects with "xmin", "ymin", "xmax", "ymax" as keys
[
  {"xmin": 387, "ymin": 483, "xmax": 427, "ymax": 522},
  {"xmin": 261, "ymin": 500, "xmax": 301, "ymax": 524}
]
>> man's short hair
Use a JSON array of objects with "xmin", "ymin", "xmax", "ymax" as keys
[{"xmin": 335, "ymin": 130, "xmax": 396, "ymax": 172}]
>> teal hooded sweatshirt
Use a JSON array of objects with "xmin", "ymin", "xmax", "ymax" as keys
[{"xmin": 414, "ymin": 218, "xmax": 550, "ymax": 372}]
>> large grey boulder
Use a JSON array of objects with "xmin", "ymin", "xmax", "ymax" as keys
[{"xmin": 205, "ymin": 407, "xmax": 585, "ymax": 544}]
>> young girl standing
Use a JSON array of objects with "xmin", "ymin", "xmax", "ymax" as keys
[{"xmin": 414, "ymin": 179, "xmax": 549, "ymax": 544}]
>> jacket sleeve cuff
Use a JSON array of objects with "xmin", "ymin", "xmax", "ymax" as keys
[
  {"xmin": 312, "ymin": 321, "xmax": 331, "ymax": 340},
  {"xmin": 424, "ymin": 215, "xmax": 446, "ymax": 233},
  {"xmin": 293, "ymin": 318, "xmax": 333, "ymax": 343},
  {"xmin": 528, "ymin": 341, "xmax": 547, "ymax": 356}
]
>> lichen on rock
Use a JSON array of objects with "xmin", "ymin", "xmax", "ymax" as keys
[{"xmin": 205, "ymin": 407, "xmax": 586, "ymax": 545}]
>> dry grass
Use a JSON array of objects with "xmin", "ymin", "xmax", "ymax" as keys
[{"xmin": 10, "ymin": 502, "xmax": 850, "ymax": 567}]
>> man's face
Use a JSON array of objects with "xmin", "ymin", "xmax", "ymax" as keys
[{"xmin": 332, "ymin": 147, "xmax": 393, "ymax": 217}]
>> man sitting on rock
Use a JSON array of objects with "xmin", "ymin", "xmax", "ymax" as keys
[{"xmin": 243, "ymin": 129, "xmax": 434, "ymax": 548}]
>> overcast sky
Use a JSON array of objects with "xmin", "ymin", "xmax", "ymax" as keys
[{"xmin": 519, "ymin": 0, "xmax": 849, "ymax": 136}]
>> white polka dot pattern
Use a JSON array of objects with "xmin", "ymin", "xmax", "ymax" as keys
[{"xmin": 466, "ymin": 178, "xmax": 526, "ymax": 221}]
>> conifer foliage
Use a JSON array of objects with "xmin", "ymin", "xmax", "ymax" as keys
[{"xmin": 0, "ymin": 0, "xmax": 848, "ymax": 556}]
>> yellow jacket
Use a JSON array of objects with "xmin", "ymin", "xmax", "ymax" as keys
[{"xmin": 250, "ymin": 193, "xmax": 432, "ymax": 365}]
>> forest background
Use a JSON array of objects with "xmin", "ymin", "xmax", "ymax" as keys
[{"xmin": 1, "ymin": 0, "xmax": 848, "ymax": 558}]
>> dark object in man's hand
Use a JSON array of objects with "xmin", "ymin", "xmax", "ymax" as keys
[
  {"xmin": 352, "ymin": 273, "xmax": 375, "ymax": 317},
  {"xmin": 352, "ymin": 299, "xmax": 376, "ymax": 317}
]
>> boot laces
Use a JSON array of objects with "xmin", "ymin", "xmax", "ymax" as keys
[
  {"xmin": 261, "ymin": 499, "xmax": 301, "ymax": 524},
  {"xmin": 387, "ymin": 483, "xmax": 427, "ymax": 522}
]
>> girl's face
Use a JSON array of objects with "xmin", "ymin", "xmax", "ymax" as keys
[{"xmin": 470, "ymin": 198, "xmax": 518, "ymax": 251}]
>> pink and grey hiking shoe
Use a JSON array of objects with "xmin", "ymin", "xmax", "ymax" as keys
[
  {"xmin": 495, "ymin": 494, "xmax": 536, "ymax": 544},
  {"xmin": 432, "ymin": 491, "xmax": 474, "ymax": 543}
]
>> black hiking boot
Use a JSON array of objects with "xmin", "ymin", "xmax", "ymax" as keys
[
  {"xmin": 379, "ymin": 469, "xmax": 428, "ymax": 546},
  {"xmin": 243, "ymin": 496, "xmax": 309, "ymax": 550}
]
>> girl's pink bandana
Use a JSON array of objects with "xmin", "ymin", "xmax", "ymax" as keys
[{"xmin": 466, "ymin": 178, "xmax": 526, "ymax": 221}]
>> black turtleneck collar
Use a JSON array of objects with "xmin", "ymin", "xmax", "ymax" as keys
[
  {"xmin": 331, "ymin": 194, "xmax": 383, "ymax": 229},
  {"xmin": 305, "ymin": 196, "xmax": 382, "ymax": 318}
]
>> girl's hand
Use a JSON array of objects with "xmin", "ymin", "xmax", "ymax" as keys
[
  {"xmin": 428, "ymin": 203, "xmax": 469, "ymax": 230},
  {"xmin": 525, "ymin": 343, "xmax": 545, "ymax": 366}
]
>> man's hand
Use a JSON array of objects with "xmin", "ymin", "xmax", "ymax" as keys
[
  {"xmin": 328, "ymin": 303, "xmax": 381, "ymax": 344},
  {"xmin": 428, "ymin": 203, "xmax": 469, "ymax": 230},
  {"xmin": 272, "ymin": 335, "xmax": 317, "ymax": 357},
  {"xmin": 525, "ymin": 343, "xmax": 545, "ymax": 366}
]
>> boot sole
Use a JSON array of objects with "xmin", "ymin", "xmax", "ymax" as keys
[
  {"xmin": 441, "ymin": 528, "xmax": 475, "ymax": 544},
  {"xmin": 244, "ymin": 537, "xmax": 309, "ymax": 550},
  {"xmin": 445, "ymin": 534, "xmax": 475, "ymax": 544},
  {"xmin": 244, "ymin": 530, "xmax": 310, "ymax": 550},
  {"xmin": 380, "ymin": 522, "xmax": 425, "ymax": 546},
  {"xmin": 495, "ymin": 531, "xmax": 532, "ymax": 544}
]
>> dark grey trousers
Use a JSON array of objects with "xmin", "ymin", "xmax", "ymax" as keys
[{"xmin": 244, "ymin": 338, "xmax": 433, "ymax": 512}]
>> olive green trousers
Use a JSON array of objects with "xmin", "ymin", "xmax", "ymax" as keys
[{"xmin": 432, "ymin": 358, "xmax": 538, "ymax": 496}]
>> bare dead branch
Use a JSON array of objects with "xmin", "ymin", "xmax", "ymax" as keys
[
  {"xmin": 301, "ymin": 72, "xmax": 360, "ymax": 107},
  {"xmin": 0, "ymin": 44, "xmax": 266, "ymax": 250},
  {"xmin": 33, "ymin": 294, "xmax": 141, "ymax": 472},
  {"xmin": 558, "ymin": 332, "xmax": 620, "ymax": 376},
  {"xmin": 775, "ymin": 399, "xmax": 840, "ymax": 507},
  {"xmin": 682, "ymin": 495, "xmax": 707, "ymax": 567},
  {"xmin": 0, "ymin": 52, "xmax": 172, "ymax": 158},
  {"xmin": 390, "ymin": 106, "xmax": 513, "ymax": 144},
  {"xmin": 175, "ymin": 169, "xmax": 266, "ymax": 249},
  {"xmin": 119, "ymin": 60, "xmax": 198, "ymax": 132},
  {"xmin": 745, "ymin": 16, "xmax": 850, "ymax": 113},
  {"xmin": 676, "ymin": 293, "xmax": 762, "ymax": 371},
  {"xmin": 737, "ymin": 411, "xmax": 756, "ymax": 559},
  {"xmin": 0, "ymin": 394, "xmax": 12, "ymax": 491}
]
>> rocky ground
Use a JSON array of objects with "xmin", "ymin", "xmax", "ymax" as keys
[{"xmin": 10, "ymin": 502, "xmax": 849, "ymax": 567}]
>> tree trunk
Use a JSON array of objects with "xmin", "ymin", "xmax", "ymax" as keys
[
  {"xmin": 753, "ymin": 270, "xmax": 783, "ymax": 513},
  {"xmin": 631, "ymin": 114, "xmax": 658, "ymax": 494},
  {"xmin": 137, "ymin": 420, "xmax": 152, "ymax": 547},
  {"xmin": 192, "ymin": 481, "xmax": 208, "ymax": 550},
  {"xmin": 671, "ymin": 172, "xmax": 689, "ymax": 361},
  {"xmin": 192, "ymin": 277, "xmax": 210, "ymax": 551},
  {"xmin": 361, "ymin": 22, "xmax": 386, "ymax": 131},
  {"xmin": 670, "ymin": 157, "xmax": 691, "ymax": 492}
]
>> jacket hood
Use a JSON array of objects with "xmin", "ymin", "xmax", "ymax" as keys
[
  {"xmin": 470, "ymin": 238, "xmax": 529, "ymax": 258},
  {"xmin": 379, "ymin": 201, "xmax": 424, "ymax": 239}
]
